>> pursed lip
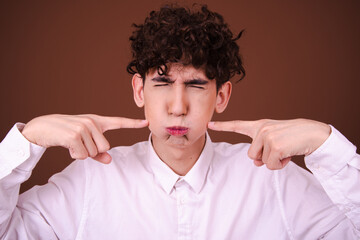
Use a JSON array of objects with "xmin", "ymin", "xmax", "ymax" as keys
[{"xmin": 166, "ymin": 126, "xmax": 189, "ymax": 136}]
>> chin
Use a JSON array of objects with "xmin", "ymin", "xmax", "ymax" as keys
[{"xmin": 165, "ymin": 134, "xmax": 190, "ymax": 147}]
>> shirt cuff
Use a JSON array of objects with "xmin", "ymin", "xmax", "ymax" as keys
[
  {"xmin": 0, "ymin": 123, "xmax": 46, "ymax": 179},
  {"xmin": 305, "ymin": 125, "xmax": 358, "ymax": 178}
]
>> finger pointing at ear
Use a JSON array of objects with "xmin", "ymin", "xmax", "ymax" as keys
[
  {"xmin": 22, "ymin": 114, "xmax": 149, "ymax": 165},
  {"xmin": 207, "ymin": 119, "xmax": 331, "ymax": 170},
  {"xmin": 73, "ymin": 115, "xmax": 149, "ymax": 164},
  {"xmin": 87, "ymin": 115, "xmax": 149, "ymax": 132},
  {"xmin": 208, "ymin": 120, "xmax": 258, "ymax": 138}
]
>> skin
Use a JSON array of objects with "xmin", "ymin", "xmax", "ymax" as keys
[
  {"xmin": 132, "ymin": 63, "xmax": 231, "ymax": 175},
  {"xmin": 21, "ymin": 63, "xmax": 331, "ymax": 172},
  {"xmin": 22, "ymin": 114, "xmax": 148, "ymax": 164},
  {"xmin": 208, "ymin": 119, "xmax": 331, "ymax": 170}
]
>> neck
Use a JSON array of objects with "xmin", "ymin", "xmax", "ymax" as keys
[{"xmin": 151, "ymin": 134, "xmax": 206, "ymax": 176}]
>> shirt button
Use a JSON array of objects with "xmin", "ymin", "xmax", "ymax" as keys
[
  {"xmin": 17, "ymin": 149, "xmax": 25, "ymax": 157},
  {"xmin": 179, "ymin": 198, "xmax": 185, "ymax": 205},
  {"xmin": 344, "ymin": 206, "xmax": 352, "ymax": 212}
]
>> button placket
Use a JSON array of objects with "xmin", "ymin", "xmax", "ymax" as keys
[{"xmin": 175, "ymin": 180, "xmax": 192, "ymax": 240}]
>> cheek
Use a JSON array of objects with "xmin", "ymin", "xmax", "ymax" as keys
[
  {"xmin": 191, "ymin": 102, "xmax": 216, "ymax": 132},
  {"xmin": 144, "ymin": 104, "xmax": 162, "ymax": 133},
  {"xmin": 191, "ymin": 109, "xmax": 214, "ymax": 131},
  {"xmin": 195, "ymin": 98, "xmax": 216, "ymax": 120}
]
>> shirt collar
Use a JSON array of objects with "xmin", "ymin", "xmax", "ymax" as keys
[
  {"xmin": 182, "ymin": 133, "xmax": 214, "ymax": 194},
  {"xmin": 146, "ymin": 133, "xmax": 214, "ymax": 195},
  {"xmin": 147, "ymin": 135, "xmax": 180, "ymax": 195}
]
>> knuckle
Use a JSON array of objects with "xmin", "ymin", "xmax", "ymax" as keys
[
  {"xmin": 272, "ymin": 143, "xmax": 282, "ymax": 154},
  {"xmin": 89, "ymin": 149, "xmax": 98, "ymax": 158},
  {"xmin": 73, "ymin": 123, "xmax": 86, "ymax": 134},
  {"xmin": 69, "ymin": 151, "xmax": 76, "ymax": 159},
  {"xmin": 266, "ymin": 133, "xmax": 276, "ymax": 145},
  {"xmin": 266, "ymin": 160, "xmax": 280, "ymax": 170},
  {"xmin": 258, "ymin": 119, "xmax": 266, "ymax": 126},
  {"xmin": 88, "ymin": 114, "xmax": 98, "ymax": 119},
  {"xmin": 81, "ymin": 117, "xmax": 92, "ymax": 125},
  {"xmin": 68, "ymin": 131, "xmax": 81, "ymax": 142},
  {"xmin": 104, "ymin": 143, "xmax": 111, "ymax": 151},
  {"xmin": 98, "ymin": 142, "xmax": 110, "ymax": 153},
  {"xmin": 260, "ymin": 125, "xmax": 272, "ymax": 136},
  {"xmin": 76, "ymin": 151, "xmax": 88, "ymax": 160},
  {"xmin": 266, "ymin": 164, "xmax": 277, "ymax": 170},
  {"xmin": 69, "ymin": 149, "xmax": 87, "ymax": 160},
  {"xmin": 262, "ymin": 118, "xmax": 273, "ymax": 124},
  {"xmin": 247, "ymin": 150, "xmax": 258, "ymax": 160},
  {"xmin": 78, "ymin": 155, "xmax": 88, "ymax": 160},
  {"xmin": 82, "ymin": 117, "xmax": 96, "ymax": 127},
  {"xmin": 258, "ymin": 119, "xmax": 270, "ymax": 127}
]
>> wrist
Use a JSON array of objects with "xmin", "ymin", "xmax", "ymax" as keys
[
  {"xmin": 21, "ymin": 124, "xmax": 37, "ymax": 145},
  {"xmin": 307, "ymin": 122, "xmax": 331, "ymax": 155}
]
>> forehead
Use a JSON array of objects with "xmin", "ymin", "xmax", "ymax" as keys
[{"xmin": 146, "ymin": 63, "xmax": 211, "ymax": 81}]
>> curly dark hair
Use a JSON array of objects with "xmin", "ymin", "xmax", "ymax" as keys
[{"xmin": 126, "ymin": 4, "xmax": 245, "ymax": 89}]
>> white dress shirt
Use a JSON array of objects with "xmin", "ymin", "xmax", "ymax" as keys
[{"xmin": 0, "ymin": 123, "xmax": 359, "ymax": 239}]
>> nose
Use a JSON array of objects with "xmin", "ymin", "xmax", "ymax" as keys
[{"xmin": 168, "ymin": 86, "xmax": 188, "ymax": 116}]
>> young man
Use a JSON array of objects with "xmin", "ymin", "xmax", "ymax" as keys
[{"xmin": 0, "ymin": 5, "xmax": 359, "ymax": 240}]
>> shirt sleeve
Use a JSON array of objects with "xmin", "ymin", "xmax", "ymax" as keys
[
  {"xmin": 0, "ymin": 123, "xmax": 87, "ymax": 239},
  {"xmin": 305, "ymin": 125, "xmax": 360, "ymax": 235},
  {"xmin": 0, "ymin": 123, "xmax": 46, "ymax": 179}
]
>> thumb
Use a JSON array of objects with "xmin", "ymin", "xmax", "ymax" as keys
[{"xmin": 93, "ymin": 152, "xmax": 112, "ymax": 164}]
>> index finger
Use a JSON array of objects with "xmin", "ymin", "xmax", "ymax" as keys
[
  {"xmin": 208, "ymin": 120, "xmax": 258, "ymax": 138},
  {"xmin": 94, "ymin": 116, "xmax": 149, "ymax": 132}
]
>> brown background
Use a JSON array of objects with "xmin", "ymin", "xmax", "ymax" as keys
[{"xmin": 0, "ymin": 0, "xmax": 359, "ymax": 193}]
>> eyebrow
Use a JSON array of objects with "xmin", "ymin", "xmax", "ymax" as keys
[
  {"xmin": 184, "ymin": 79, "xmax": 209, "ymax": 85},
  {"xmin": 151, "ymin": 76, "xmax": 174, "ymax": 83}
]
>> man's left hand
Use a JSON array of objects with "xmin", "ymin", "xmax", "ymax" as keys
[{"xmin": 208, "ymin": 119, "xmax": 331, "ymax": 170}]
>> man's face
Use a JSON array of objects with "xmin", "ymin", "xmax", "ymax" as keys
[{"xmin": 142, "ymin": 63, "xmax": 218, "ymax": 149}]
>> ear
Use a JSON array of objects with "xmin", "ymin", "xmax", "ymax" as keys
[
  {"xmin": 132, "ymin": 74, "xmax": 145, "ymax": 108},
  {"xmin": 215, "ymin": 81, "xmax": 232, "ymax": 113}
]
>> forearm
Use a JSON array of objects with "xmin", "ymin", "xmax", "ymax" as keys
[
  {"xmin": 305, "ymin": 125, "xmax": 360, "ymax": 231},
  {"xmin": 0, "ymin": 123, "xmax": 46, "ymax": 237}
]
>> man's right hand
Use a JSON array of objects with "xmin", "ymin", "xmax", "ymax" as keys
[{"xmin": 21, "ymin": 114, "xmax": 148, "ymax": 164}]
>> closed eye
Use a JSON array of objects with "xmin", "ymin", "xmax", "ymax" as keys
[
  {"xmin": 185, "ymin": 79, "xmax": 208, "ymax": 89},
  {"xmin": 190, "ymin": 85, "xmax": 205, "ymax": 89},
  {"xmin": 151, "ymin": 76, "xmax": 173, "ymax": 86}
]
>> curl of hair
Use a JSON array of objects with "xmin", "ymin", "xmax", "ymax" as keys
[{"xmin": 126, "ymin": 5, "xmax": 245, "ymax": 89}]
